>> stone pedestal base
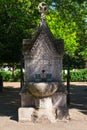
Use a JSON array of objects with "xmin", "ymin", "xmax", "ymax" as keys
[
  {"xmin": 18, "ymin": 108, "xmax": 35, "ymax": 122},
  {"xmin": 19, "ymin": 92, "xmax": 69, "ymax": 122},
  {"xmin": 18, "ymin": 107, "xmax": 56, "ymax": 123}
]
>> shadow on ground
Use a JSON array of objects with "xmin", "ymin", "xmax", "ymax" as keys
[
  {"xmin": 0, "ymin": 87, "xmax": 20, "ymax": 121},
  {"xmin": 69, "ymin": 84, "xmax": 87, "ymax": 115}
]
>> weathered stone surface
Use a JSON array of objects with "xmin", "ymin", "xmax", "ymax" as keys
[
  {"xmin": 39, "ymin": 97, "xmax": 52, "ymax": 109},
  {"xmin": 36, "ymin": 108, "xmax": 56, "ymax": 123},
  {"xmin": 52, "ymin": 92, "xmax": 67, "ymax": 108},
  {"xmin": 52, "ymin": 92, "xmax": 69, "ymax": 120},
  {"xmin": 56, "ymin": 107, "xmax": 69, "ymax": 120},
  {"xmin": 18, "ymin": 107, "xmax": 56, "ymax": 123},
  {"xmin": 28, "ymin": 82, "xmax": 57, "ymax": 98},
  {"xmin": 18, "ymin": 108, "xmax": 35, "ymax": 122},
  {"xmin": 24, "ymin": 36, "xmax": 63, "ymax": 83},
  {"xmin": 19, "ymin": 92, "xmax": 69, "ymax": 121},
  {"xmin": 20, "ymin": 93, "xmax": 35, "ymax": 107}
]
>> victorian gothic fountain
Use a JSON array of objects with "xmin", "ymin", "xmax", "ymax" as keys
[{"xmin": 18, "ymin": 2, "xmax": 69, "ymax": 123}]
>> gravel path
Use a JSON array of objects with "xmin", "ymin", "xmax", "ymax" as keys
[{"xmin": 0, "ymin": 82, "xmax": 87, "ymax": 130}]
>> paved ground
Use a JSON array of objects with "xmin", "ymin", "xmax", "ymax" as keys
[{"xmin": 0, "ymin": 82, "xmax": 87, "ymax": 130}]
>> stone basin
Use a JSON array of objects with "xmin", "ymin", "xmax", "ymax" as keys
[{"xmin": 28, "ymin": 82, "xmax": 58, "ymax": 98}]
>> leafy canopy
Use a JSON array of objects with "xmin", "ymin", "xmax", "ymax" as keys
[{"xmin": 0, "ymin": 0, "xmax": 87, "ymax": 67}]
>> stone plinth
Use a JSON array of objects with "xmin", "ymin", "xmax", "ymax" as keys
[
  {"xmin": 19, "ymin": 92, "xmax": 69, "ymax": 122},
  {"xmin": 18, "ymin": 108, "xmax": 35, "ymax": 122},
  {"xmin": 18, "ymin": 107, "xmax": 56, "ymax": 123}
]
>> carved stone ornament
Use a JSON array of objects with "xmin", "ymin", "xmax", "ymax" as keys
[{"xmin": 38, "ymin": 2, "xmax": 48, "ymax": 19}]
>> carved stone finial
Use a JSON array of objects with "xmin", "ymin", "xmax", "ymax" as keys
[{"xmin": 38, "ymin": 2, "xmax": 48, "ymax": 19}]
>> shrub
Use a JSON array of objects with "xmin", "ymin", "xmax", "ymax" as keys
[
  {"xmin": 62, "ymin": 69, "xmax": 87, "ymax": 82},
  {"xmin": 0, "ymin": 71, "xmax": 12, "ymax": 81},
  {"xmin": 12, "ymin": 69, "xmax": 21, "ymax": 82},
  {"xmin": 0, "ymin": 69, "xmax": 22, "ymax": 82}
]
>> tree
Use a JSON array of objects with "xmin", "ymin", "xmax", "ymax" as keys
[
  {"xmin": 0, "ymin": 0, "xmax": 87, "ymax": 69},
  {"xmin": 52, "ymin": 0, "xmax": 87, "ymax": 68},
  {"xmin": 0, "ymin": 0, "xmax": 38, "ymax": 64},
  {"xmin": 46, "ymin": 9, "xmax": 79, "ymax": 57},
  {"xmin": 45, "ymin": 0, "xmax": 87, "ymax": 68}
]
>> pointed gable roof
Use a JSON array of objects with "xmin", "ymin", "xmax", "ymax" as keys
[{"xmin": 23, "ymin": 3, "xmax": 64, "ymax": 56}]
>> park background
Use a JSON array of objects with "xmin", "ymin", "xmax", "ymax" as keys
[{"xmin": 0, "ymin": 1, "xmax": 87, "ymax": 130}]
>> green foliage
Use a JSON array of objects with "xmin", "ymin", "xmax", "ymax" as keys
[
  {"xmin": 70, "ymin": 69, "xmax": 87, "ymax": 82},
  {"xmin": 0, "ymin": 0, "xmax": 39, "ymax": 63},
  {"xmin": 13, "ymin": 69, "xmax": 21, "ymax": 81},
  {"xmin": 0, "ymin": 0, "xmax": 87, "ymax": 68},
  {"xmin": 0, "ymin": 71, "xmax": 12, "ymax": 81},
  {"xmin": 0, "ymin": 69, "xmax": 21, "ymax": 82},
  {"xmin": 63, "ymin": 69, "xmax": 87, "ymax": 82},
  {"xmin": 46, "ymin": 10, "xmax": 79, "ymax": 56}
]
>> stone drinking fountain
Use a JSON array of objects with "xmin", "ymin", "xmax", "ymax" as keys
[{"xmin": 18, "ymin": 2, "xmax": 69, "ymax": 123}]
